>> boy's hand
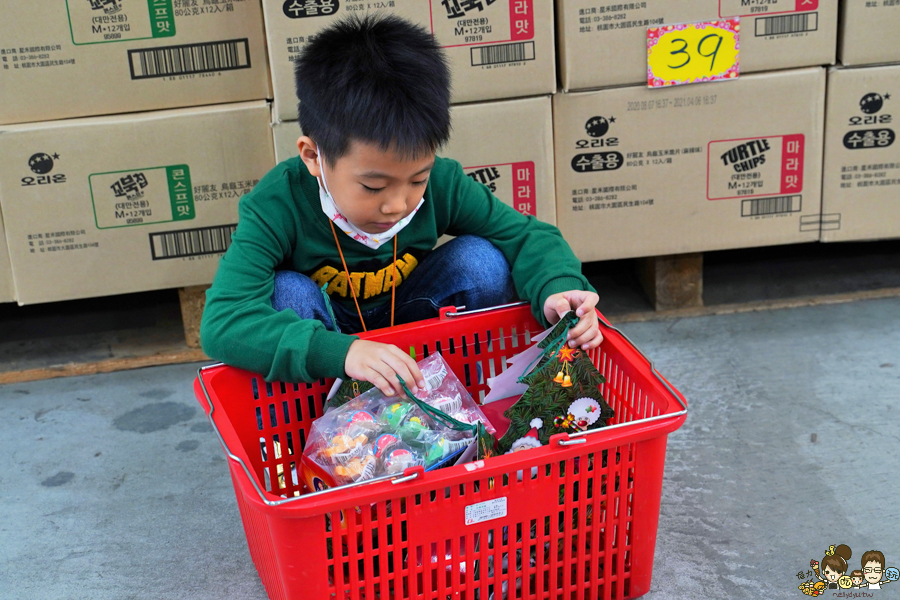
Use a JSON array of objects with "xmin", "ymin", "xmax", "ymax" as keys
[
  {"xmin": 344, "ymin": 340, "xmax": 426, "ymax": 398},
  {"xmin": 543, "ymin": 290, "xmax": 603, "ymax": 351}
]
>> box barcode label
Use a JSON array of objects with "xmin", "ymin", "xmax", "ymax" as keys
[
  {"xmin": 755, "ymin": 13, "xmax": 818, "ymax": 36},
  {"xmin": 150, "ymin": 224, "xmax": 236, "ymax": 260},
  {"xmin": 470, "ymin": 41, "xmax": 535, "ymax": 66},
  {"xmin": 129, "ymin": 39, "xmax": 251, "ymax": 80},
  {"xmin": 741, "ymin": 195, "xmax": 802, "ymax": 217}
]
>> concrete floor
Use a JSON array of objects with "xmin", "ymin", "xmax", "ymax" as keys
[{"xmin": 2, "ymin": 298, "xmax": 898, "ymax": 600}]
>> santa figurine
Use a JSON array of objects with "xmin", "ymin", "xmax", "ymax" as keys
[{"xmin": 508, "ymin": 419, "xmax": 544, "ymax": 453}]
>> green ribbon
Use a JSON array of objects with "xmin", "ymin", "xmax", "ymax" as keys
[
  {"xmin": 320, "ymin": 283, "xmax": 341, "ymax": 333},
  {"xmin": 395, "ymin": 376, "xmax": 476, "ymax": 433},
  {"xmin": 395, "ymin": 376, "xmax": 491, "ymax": 458},
  {"xmin": 515, "ymin": 314, "xmax": 579, "ymax": 384}
]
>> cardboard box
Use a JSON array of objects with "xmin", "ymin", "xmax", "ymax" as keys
[
  {"xmin": 553, "ymin": 68, "xmax": 826, "ymax": 262},
  {"xmin": 0, "ymin": 101, "xmax": 274, "ymax": 305},
  {"xmin": 0, "ymin": 0, "xmax": 270, "ymax": 125},
  {"xmin": 0, "ymin": 207, "xmax": 14, "ymax": 303},
  {"xmin": 839, "ymin": 0, "xmax": 900, "ymax": 67},
  {"xmin": 556, "ymin": 0, "xmax": 838, "ymax": 91},
  {"xmin": 264, "ymin": 0, "xmax": 555, "ymax": 122},
  {"xmin": 821, "ymin": 65, "xmax": 900, "ymax": 242},
  {"xmin": 272, "ymin": 95, "xmax": 556, "ymax": 225}
]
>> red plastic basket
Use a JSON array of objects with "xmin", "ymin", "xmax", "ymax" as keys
[{"xmin": 194, "ymin": 303, "xmax": 687, "ymax": 600}]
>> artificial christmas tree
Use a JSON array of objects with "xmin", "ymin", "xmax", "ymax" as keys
[{"xmin": 496, "ymin": 312, "xmax": 615, "ymax": 453}]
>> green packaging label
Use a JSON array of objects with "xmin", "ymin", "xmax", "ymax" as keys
[
  {"xmin": 90, "ymin": 164, "xmax": 193, "ymax": 229},
  {"xmin": 66, "ymin": 0, "xmax": 175, "ymax": 45}
]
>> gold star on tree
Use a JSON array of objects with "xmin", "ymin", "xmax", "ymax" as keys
[{"xmin": 556, "ymin": 346, "xmax": 578, "ymax": 363}]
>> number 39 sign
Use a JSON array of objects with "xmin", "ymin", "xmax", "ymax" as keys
[{"xmin": 647, "ymin": 19, "xmax": 740, "ymax": 88}]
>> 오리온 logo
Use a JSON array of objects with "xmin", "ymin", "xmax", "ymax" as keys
[
  {"xmin": 844, "ymin": 92, "xmax": 895, "ymax": 150},
  {"xmin": 22, "ymin": 153, "xmax": 67, "ymax": 187},
  {"xmin": 797, "ymin": 544, "xmax": 898, "ymax": 596},
  {"xmin": 571, "ymin": 115, "xmax": 622, "ymax": 172}
]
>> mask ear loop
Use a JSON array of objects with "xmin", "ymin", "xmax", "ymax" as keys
[{"xmin": 319, "ymin": 146, "xmax": 397, "ymax": 332}]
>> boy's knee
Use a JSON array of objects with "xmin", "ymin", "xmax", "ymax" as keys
[
  {"xmin": 453, "ymin": 235, "xmax": 511, "ymax": 283},
  {"xmin": 272, "ymin": 271, "xmax": 323, "ymax": 310}
]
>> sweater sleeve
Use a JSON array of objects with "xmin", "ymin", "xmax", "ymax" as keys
[
  {"xmin": 437, "ymin": 158, "xmax": 596, "ymax": 327},
  {"xmin": 199, "ymin": 173, "xmax": 359, "ymax": 382}
]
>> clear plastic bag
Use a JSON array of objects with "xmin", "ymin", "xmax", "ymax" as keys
[{"xmin": 301, "ymin": 353, "xmax": 494, "ymax": 489}]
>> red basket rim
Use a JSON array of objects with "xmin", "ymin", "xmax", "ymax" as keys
[{"xmin": 195, "ymin": 304, "xmax": 688, "ymax": 513}]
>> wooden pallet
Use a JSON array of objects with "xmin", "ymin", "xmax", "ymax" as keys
[{"xmin": 2, "ymin": 262, "xmax": 899, "ymax": 386}]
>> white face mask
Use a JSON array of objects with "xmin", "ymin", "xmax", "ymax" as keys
[{"xmin": 316, "ymin": 147, "xmax": 424, "ymax": 250}]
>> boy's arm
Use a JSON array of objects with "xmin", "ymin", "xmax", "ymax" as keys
[
  {"xmin": 438, "ymin": 159, "xmax": 595, "ymax": 326},
  {"xmin": 200, "ymin": 181, "xmax": 358, "ymax": 382}
]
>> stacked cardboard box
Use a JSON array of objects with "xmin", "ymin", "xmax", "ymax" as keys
[
  {"xmin": 551, "ymin": 0, "xmax": 839, "ymax": 260},
  {"xmin": 273, "ymin": 96, "xmax": 556, "ymax": 227},
  {"xmin": 266, "ymin": 1, "xmax": 558, "ymax": 238},
  {"xmin": 556, "ymin": 0, "xmax": 839, "ymax": 91},
  {"xmin": 263, "ymin": 0, "xmax": 555, "ymax": 122},
  {"xmin": 0, "ymin": 102, "xmax": 274, "ymax": 304},
  {"xmin": 821, "ymin": 64, "xmax": 900, "ymax": 242},
  {"xmin": 0, "ymin": 1, "xmax": 276, "ymax": 303},
  {"xmin": 553, "ymin": 68, "xmax": 827, "ymax": 261},
  {"xmin": 839, "ymin": 0, "xmax": 900, "ymax": 67},
  {"xmin": 0, "ymin": 208, "xmax": 14, "ymax": 303},
  {"xmin": 0, "ymin": 0, "xmax": 270, "ymax": 125}
]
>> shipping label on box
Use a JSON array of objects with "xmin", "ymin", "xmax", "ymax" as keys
[
  {"xmin": 273, "ymin": 95, "xmax": 556, "ymax": 226},
  {"xmin": 0, "ymin": 101, "xmax": 275, "ymax": 305},
  {"xmin": 0, "ymin": 0, "xmax": 269, "ymax": 125},
  {"xmin": 839, "ymin": 0, "xmax": 900, "ymax": 67},
  {"xmin": 554, "ymin": 68, "xmax": 826, "ymax": 261},
  {"xmin": 0, "ymin": 207, "xmax": 14, "ymax": 303},
  {"xmin": 265, "ymin": 0, "xmax": 555, "ymax": 121},
  {"xmin": 822, "ymin": 65, "xmax": 900, "ymax": 242},
  {"xmin": 556, "ymin": 0, "xmax": 837, "ymax": 91}
]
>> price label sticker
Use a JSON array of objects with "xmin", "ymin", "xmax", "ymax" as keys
[
  {"xmin": 465, "ymin": 497, "xmax": 507, "ymax": 526},
  {"xmin": 647, "ymin": 19, "xmax": 740, "ymax": 88}
]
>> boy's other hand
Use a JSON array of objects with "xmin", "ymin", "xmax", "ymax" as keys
[
  {"xmin": 543, "ymin": 290, "xmax": 603, "ymax": 351},
  {"xmin": 344, "ymin": 340, "xmax": 426, "ymax": 398}
]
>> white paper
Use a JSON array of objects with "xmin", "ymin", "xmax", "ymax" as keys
[
  {"xmin": 481, "ymin": 319, "xmax": 559, "ymax": 404},
  {"xmin": 325, "ymin": 377, "xmax": 343, "ymax": 402}
]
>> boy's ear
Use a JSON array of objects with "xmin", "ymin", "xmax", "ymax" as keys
[{"xmin": 297, "ymin": 135, "xmax": 322, "ymax": 178}]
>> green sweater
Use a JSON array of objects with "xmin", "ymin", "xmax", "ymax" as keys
[{"xmin": 200, "ymin": 155, "xmax": 595, "ymax": 383}]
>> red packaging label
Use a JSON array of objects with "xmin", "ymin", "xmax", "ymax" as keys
[
  {"xmin": 463, "ymin": 161, "xmax": 537, "ymax": 216},
  {"xmin": 707, "ymin": 134, "xmax": 805, "ymax": 201}
]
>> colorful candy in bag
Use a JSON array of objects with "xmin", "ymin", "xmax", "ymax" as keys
[{"xmin": 300, "ymin": 353, "xmax": 495, "ymax": 491}]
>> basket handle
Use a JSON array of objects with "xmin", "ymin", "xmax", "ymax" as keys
[{"xmin": 440, "ymin": 301, "xmax": 529, "ymax": 319}]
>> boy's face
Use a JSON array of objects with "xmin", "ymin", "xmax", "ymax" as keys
[
  {"xmin": 300, "ymin": 137, "xmax": 434, "ymax": 235},
  {"xmin": 864, "ymin": 561, "xmax": 884, "ymax": 584},
  {"xmin": 852, "ymin": 576, "xmax": 862, "ymax": 586}
]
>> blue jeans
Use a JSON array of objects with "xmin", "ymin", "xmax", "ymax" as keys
[{"xmin": 271, "ymin": 235, "xmax": 517, "ymax": 334}]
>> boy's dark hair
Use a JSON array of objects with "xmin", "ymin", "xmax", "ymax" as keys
[{"xmin": 294, "ymin": 14, "xmax": 452, "ymax": 165}]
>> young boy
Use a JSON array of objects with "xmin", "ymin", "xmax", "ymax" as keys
[{"xmin": 200, "ymin": 14, "xmax": 601, "ymax": 397}]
